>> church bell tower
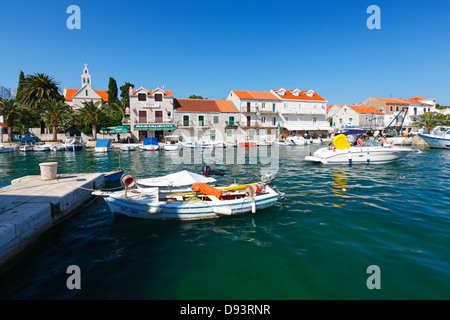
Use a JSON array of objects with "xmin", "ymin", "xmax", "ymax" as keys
[{"xmin": 81, "ymin": 63, "xmax": 92, "ymax": 88}]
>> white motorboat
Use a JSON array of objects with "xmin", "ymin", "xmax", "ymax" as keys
[
  {"xmin": 19, "ymin": 144, "xmax": 34, "ymax": 152},
  {"xmin": 223, "ymin": 141, "xmax": 237, "ymax": 148},
  {"xmin": 275, "ymin": 139, "xmax": 295, "ymax": 146},
  {"xmin": 0, "ymin": 145, "xmax": 18, "ymax": 153},
  {"xmin": 93, "ymin": 172, "xmax": 284, "ymax": 220},
  {"xmin": 287, "ymin": 136, "xmax": 307, "ymax": 145},
  {"xmin": 50, "ymin": 143, "xmax": 66, "ymax": 151},
  {"xmin": 120, "ymin": 144, "xmax": 138, "ymax": 151},
  {"xmin": 305, "ymin": 134, "xmax": 415, "ymax": 164},
  {"xmin": 418, "ymin": 126, "xmax": 450, "ymax": 149},
  {"xmin": 213, "ymin": 140, "xmax": 225, "ymax": 148},
  {"xmin": 140, "ymin": 137, "xmax": 159, "ymax": 151},
  {"xmin": 135, "ymin": 170, "xmax": 217, "ymax": 193},
  {"xmin": 197, "ymin": 140, "xmax": 215, "ymax": 148},
  {"xmin": 65, "ymin": 136, "xmax": 85, "ymax": 151},
  {"xmin": 182, "ymin": 141, "xmax": 197, "ymax": 148},
  {"xmin": 95, "ymin": 139, "xmax": 113, "ymax": 153},
  {"xmin": 33, "ymin": 144, "xmax": 51, "ymax": 151},
  {"xmin": 238, "ymin": 141, "xmax": 257, "ymax": 147},
  {"xmin": 256, "ymin": 139, "xmax": 272, "ymax": 146},
  {"xmin": 163, "ymin": 135, "xmax": 182, "ymax": 151}
]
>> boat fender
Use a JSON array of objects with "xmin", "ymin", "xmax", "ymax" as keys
[
  {"xmin": 213, "ymin": 206, "xmax": 233, "ymax": 215},
  {"xmin": 122, "ymin": 175, "xmax": 136, "ymax": 188}
]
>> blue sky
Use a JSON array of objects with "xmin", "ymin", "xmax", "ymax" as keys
[{"xmin": 0, "ymin": 0, "xmax": 449, "ymax": 104}]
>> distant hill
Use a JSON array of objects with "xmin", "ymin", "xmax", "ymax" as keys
[{"xmin": 0, "ymin": 86, "xmax": 17, "ymax": 99}]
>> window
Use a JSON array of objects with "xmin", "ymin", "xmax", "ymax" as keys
[
  {"xmin": 227, "ymin": 129, "xmax": 233, "ymax": 137},
  {"xmin": 414, "ymin": 107, "xmax": 417, "ymax": 115},
  {"xmin": 86, "ymin": 90, "xmax": 88, "ymax": 96},
  {"xmin": 139, "ymin": 110, "xmax": 147, "ymax": 123},
  {"xmin": 298, "ymin": 116, "xmax": 303, "ymax": 121},
  {"xmin": 87, "ymin": 79, "xmax": 90, "ymax": 84},
  {"xmin": 349, "ymin": 118, "xmax": 353, "ymax": 123},
  {"xmin": 85, "ymin": 70, "xmax": 87, "ymax": 74},
  {"xmin": 272, "ymin": 103, "xmax": 276, "ymax": 112},
  {"xmin": 138, "ymin": 93, "xmax": 146, "ymax": 101},
  {"xmin": 183, "ymin": 115, "xmax": 189, "ymax": 127},
  {"xmin": 390, "ymin": 106, "xmax": 393, "ymax": 112},
  {"xmin": 198, "ymin": 115, "xmax": 204, "ymax": 126},
  {"xmin": 262, "ymin": 103, "xmax": 266, "ymax": 109},
  {"xmin": 313, "ymin": 117, "xmax": 317, "ymax": 123},
  {"xmin": 83, "ymin": 78, "xmax": 86, "ymax": 84},
  {"xmin": 210, "ymin": 129, "xmax": 216, "ymax": 141},
  {"xmin": 285, "ymin": 116, "xmax": 289, "ymax": 122},
  {"xmin": 262, "ymin": 116, "xmax": 266, "ymax": 123},
  {"xmin": 339, "ymin": 118, "xmax": 342, "ymax": 124},
  {"xmin": 155, "ymin": 94, "xmax": 163, "ymax": 102},
  {"xmin": 272, "ymin": 117, "xmax": 276, "ymax": 126},
  {"xmin": 228, "ymin": 116, "xmax": 235, "ymax": 126},
  {"xmin": 396, "ymin": 106, "xmax": 399, "ymax": 111},
  {"xmin": 213, "ymin": 116, "xmax": 219, "ymax": 124}
]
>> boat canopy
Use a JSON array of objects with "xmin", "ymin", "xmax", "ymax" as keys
[
  {"xmin": 143, "ymin": 137, "xmax": 158, "ymax": 145},
  {"xmin": 137, "ymin": 170, "xmax": 216, "ymax": 188},
  {"xmin": 96, "ymin": 139, "xmax": 111, "ymax": 148}
]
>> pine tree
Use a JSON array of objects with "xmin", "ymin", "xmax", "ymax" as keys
[
  {"xmin": 16, "ymin": 70, "xmax": 25, "ymax": 101},
  {"xmin": 107, "ymin": 77, "xmax": 119, "ymax": 105}
]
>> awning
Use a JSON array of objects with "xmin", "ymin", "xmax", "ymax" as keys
[
  {"xmin": 316, "ymin": 126, "xmax": 334, "ymax": 131},
  {"xmin": 282, "ymin": 125, "xmax": 304, "ymax": 131},
  {"xmin": 135, "ymin": 124, "xmax": 176, "ymax": 131},
  {"xmin": 107, "ymin": 125, "xmax": 130, "ymax": 133}
]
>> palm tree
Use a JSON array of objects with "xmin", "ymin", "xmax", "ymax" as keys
[
  {"xmin": 77, "ymin": 100, "xmax": 104, "ymax": 140},
  {"xmin": 0, "ymin": 99, "xmax": 22, "ymax": 142},
  {"xmin": 41, "ymin": 99, "xmax": 73, "ymax": 141},
  {"xmin": 108, "ymin": 99, "xmax": 129, "ymax": 125},
  {"xmin": 20, "ymin": 73, "xmax": 63, "ymax": 108},
  {"xmin": 413, "ymin": 112, "xmax": 439, "ymax": 132}
]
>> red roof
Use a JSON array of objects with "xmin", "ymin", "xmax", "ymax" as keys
[
  {"xmin": 131, "ymin": 88, "xmax": 174, "ymax": 97},
  {"xmin": 231, "ymin": 90, "xmax": 281, "ymax": 100},
  {"xmin": 372, "ymin": 97, "xmax": 409, "ymax": 104},
  {"xmin": 347, "ymin": 105, "xmax": 383, "ymax": 114},
  {"xmin": 272, "ymin": 88, "xmax": 327, "ymax": 102},
  {"xmin": 65, "ymin": 88, "xmax": 108, "ymax": 102},
  {"xmin": 174, "ymin": 99, "xmax": 238, "ymax": 113}
]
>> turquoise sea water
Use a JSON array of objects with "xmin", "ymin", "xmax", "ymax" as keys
[{"xmin": 0, "ymin": 145, "xmax": 449, "ymax": 300}]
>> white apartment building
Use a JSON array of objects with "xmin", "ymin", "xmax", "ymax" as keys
[
  {"xmin": 173, "ymin": 99, "xmax": 241, "ymax": 142},
  {"xmin": 128, "ymin": 86, "xmax": 175, "ymax": 141},
  {"xmin": 327, "ymin": 104, "xmax": 384, "ymax": 130}
]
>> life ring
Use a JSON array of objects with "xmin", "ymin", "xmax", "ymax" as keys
[{"xmin": 122, "ymin": 175, "xmax": 136, "ymax": 188}]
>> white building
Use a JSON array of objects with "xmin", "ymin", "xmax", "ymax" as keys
[
  {"xmin": 227, "ymin": 90, "xmax": 282, "ymax": 141},
  {"xmin": 270, "ymin": 88, "xmax": 332, "ymax": 136},
  {"xmin": 328, "ymin": 104, "xmax": 384, "ymax": 130},
  {"xmin": 64, "ymin": 64, "xmax": 108, "ymax": 110},
  {"xmin": 128, "ymin": 86, "xmax": 175, "ymax": 141},
  {"xmin": 173, "ymin": 99, "xmax": 241, "ymax": 142}
]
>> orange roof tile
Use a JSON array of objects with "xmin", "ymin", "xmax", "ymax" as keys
[
  {"xmin": 231, "ymin": 90, "xmax": 280, "ymax": 100},
  {"xmin": 131, "ymin": 88, "xmax": 174, "ymax": 97},
  {"xmin": 64, "ymin": 88, "xmax": 108, "ymax": 102},
  {"xmin": 372, "ymin": 97, "xmax": 409, "ymax": 104},
  {"xmin": 94, "ymin": 90, "xmax": 108, "ymax": 102},
  {"xmin": 347, "ymin": 105, "xmax": 383, "ymax": 114},
  {"xmin": 174, "ymin": 99, "xmax": 238, "ymax": 113},
  {"xmin": 64, "ymin": 89, "xmax": 79, "ymax": 101},
  {"xmin": 272, "ymin": 88, "xmax": 327, "ymax": 102}
]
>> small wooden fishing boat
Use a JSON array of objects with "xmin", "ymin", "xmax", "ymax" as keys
[{"xmin": 93, "ymin": 172, "xmax": 284, "ymax": 220}]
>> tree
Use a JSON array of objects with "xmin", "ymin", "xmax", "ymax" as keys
[
  {"xmin": 16, "ymin": 70, "xmax": 25, "ymax": 102},
  {"xmin": 413, "ymin": 112, "xmax": 439, "ymax": 132},
  {"xmin": 20, "ymin": 73, "xmax": 63, "ymax": 108},
  {"xmin": 108, "ymin": 99, "xmax": 129, "ymax": 126},
  {"xmin": 107, "ymin": 77, "xmax": 119, "ymax": 105},
  {"xmin": 120, "ymin": 82, "xmax": 134, "ymax": 105},
  {"xmin": 189, "ymin": 94, "xmax": 205, "ymax": 99},
  {"xmin": 0, "ymin": 99, "xmax": 22, "ymax": 142},
  {"xmin": 40, "ymin": 99, "xmax": 73, "ymax": 141},
  {"xmin": 77, "ymin": 100, "xmax": 104, "ymax": 140}
]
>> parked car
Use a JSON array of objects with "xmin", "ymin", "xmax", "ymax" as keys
[{"xmin": 12, "ymin": 133, "xmax": 41, "ymax": 144}]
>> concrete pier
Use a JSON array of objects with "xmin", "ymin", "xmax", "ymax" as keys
[{"xmin": 0, "ymin": 173, "xmax": 105, "ymax": 268}]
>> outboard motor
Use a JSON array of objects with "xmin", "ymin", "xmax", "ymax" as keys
[
  {"xmin": 202, "ymin": 166, "xmax": 225, "ymax": 177},
  {"xmin": 259, "ymin": 171, "xmax": 285, "ymax": 200}
]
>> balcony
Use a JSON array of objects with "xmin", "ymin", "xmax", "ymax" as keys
[{"xmin": 241, "ymin": 121, "xmax": 277, "ymax": 129}]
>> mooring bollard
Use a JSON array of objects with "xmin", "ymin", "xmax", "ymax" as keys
[{"xmin": 39, "ymin": 162, "xmax": 58, "ymax": 181}]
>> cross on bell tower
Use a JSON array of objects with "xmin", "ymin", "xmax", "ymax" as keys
[{"xmin": 81, "ymin": 63, "xmax": 92, "ymax": 88}]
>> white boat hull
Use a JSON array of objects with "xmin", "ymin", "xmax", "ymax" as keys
[
  {"xmin": 120, "ymin": 144, "xmax": 138, "ymax": 151},
  {"xmin": 386, "ymin": 136, "xmax": 414, "ymax": 146},
  {"xmin": 163, "ymin": 144, "xmax": 182, "ymax": 151},
  {"xmin": 305, "ymin": 146, "xmax": 414, "ymax": 164},
  {"xmin": 101, "ymin": 187, "xmax": 279, "ymax": 220},
  {"xmin": 95, "ymin": 147, "xmax": 113, "ymax": 153},
  {"xmin": 140, "ymin": 145, "xmax": 159, "ymax": 151},
  {"xmin": 418, "ymin": 134, "xmax": 450, "ymax": 149}
]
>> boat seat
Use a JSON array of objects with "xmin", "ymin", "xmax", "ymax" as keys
[{"xmin": 206, "ymin": 195, "xmax": 221, "ymax": 202}]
